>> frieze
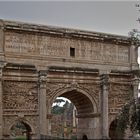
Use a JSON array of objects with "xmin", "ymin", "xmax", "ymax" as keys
[{"xmin": 5, "ymin": 31, "xmax": 129, "ymax": 64}]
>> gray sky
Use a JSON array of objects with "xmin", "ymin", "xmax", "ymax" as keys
[
  {"xmin": 0, "ymin": 0, "xmax": 140, "ymax": 62},
  {"xmin": 0, "ymin": 1, "xmax": 140, "ymax": 89},
  {"xmin": 0, "ymin": 1, "xmax": 139, "ymax": 36}
]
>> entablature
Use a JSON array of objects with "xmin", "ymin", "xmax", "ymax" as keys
[{"xmin": 1, "ymin": 19, "xmax": 131, "ymax": 46}]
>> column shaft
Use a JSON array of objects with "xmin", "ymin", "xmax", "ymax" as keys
[
  {"xmin": 100, "ymin": 74, "xmax": 109, "ymax": 139},
  {"xmin": 133, "ymin": 77, "xmax": 139, "ymax": 99},
  {"xmin": 0, "ymin": 69, "xmax": 2, "ymax": 139}
]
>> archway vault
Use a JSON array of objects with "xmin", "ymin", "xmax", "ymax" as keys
[{"xmin": 50, "ymin": 86, "xmax": 98, "ymax": 117}]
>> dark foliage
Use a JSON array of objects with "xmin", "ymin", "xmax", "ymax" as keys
[{"xmin": 116, "ymin": 97, "xmax": 140, "ymax": 137}]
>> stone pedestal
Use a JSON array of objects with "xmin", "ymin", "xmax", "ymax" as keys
[
  {"xmin": 100, "ymin": 74, "xmax": 109, "ymax": 139},
  {"xmin": 77, "ymin": 116, "xmax": 100, "ymax": 139}
]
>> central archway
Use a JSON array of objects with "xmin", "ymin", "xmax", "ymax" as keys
[{"xmin": 50, "ymin": 87, "xmax": 100, "ymax": 139}]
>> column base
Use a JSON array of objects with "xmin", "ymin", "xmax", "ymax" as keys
[{"xmin": 102, "ymin": 136, "xmax": 110, "ymax": 139}]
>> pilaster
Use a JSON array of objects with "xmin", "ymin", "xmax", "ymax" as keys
[{"xmin": 100, "ymin": 74, "xmax": 109, "ymax": 139}]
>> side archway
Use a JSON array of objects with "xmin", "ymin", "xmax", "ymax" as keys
[
  {"xmin": 9, "ymin": 119, "xmax": 34, "ymax": 140},
  {"xmin": 109, "ymin": 119, "xmax": 118, "ymax": 140}
]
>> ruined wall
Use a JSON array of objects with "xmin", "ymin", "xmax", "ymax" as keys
[{"xmin": 0, "ymin": 19, "xmax": 139, "ymax": 139}]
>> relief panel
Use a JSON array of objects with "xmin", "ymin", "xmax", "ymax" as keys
[
  {"xmin": 108, "ymin": 84, "xmax": 132, "ymax": 114},
  {"xmin": 3, "ymin": 81, "xmax": 38, "ymax": 110}
]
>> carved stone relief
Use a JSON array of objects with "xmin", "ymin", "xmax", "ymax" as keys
[
  {"xmin": 46, "ymin": 83, "xmax": 67, "ymax": 98},
  {"xmin": 3, "ymin": 81, "xmax": 38, "ymax": 110},
  {"xmin": 3, "ymin": 116, "xmax": 37, "ymax": 135},
  {"xmin": 46, "ymin": 82, "xmax": 99, "ymax": 107},
  {"xmin": 109, "ymin": 84, "xmax": 131, "ymax": 114},
  {"xmin": 78, "ymin": 83, "xmax": 100, "ymax": 103}
]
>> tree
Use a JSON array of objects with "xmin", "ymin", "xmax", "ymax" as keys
[
  {"xmin": 136, "ymin": 3, "xmax": 140, "ymax": 24},
  {"xmin": 129, "ymin": 29, "xmax": 140, "ymax": 46},
  {"xmin": 53, "ymin": 98, "xmax": 65, "ymax": 106},
  {"xmin": 128, "ymin": 3, "xmax": 140, "ymax": 45},
  {"xmin": 116, "ymin": 97, "xmax": 140, "ymax": 138},
  {"xmin": 52, "ymin": 98, "xmax": 65, "ymax": 114},
  {"xmin": 115, "ymin": 3, "xmax": 140, "ymax": 138}
]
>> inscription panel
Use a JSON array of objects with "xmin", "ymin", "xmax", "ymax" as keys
[{"xmin": 5, "ymin": 31, "xmax": 129, "ymax": 64}]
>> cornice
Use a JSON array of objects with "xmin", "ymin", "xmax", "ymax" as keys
[{"xmin": 0, "ymin": 19, "xmax": 131, "ymax": 45}]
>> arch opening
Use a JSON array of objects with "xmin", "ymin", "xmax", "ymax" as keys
[
  {"xmin": 51, "ymin": 89, "xmax": 95, "ymax": 116},
  {"xmin": 50, "ymin": 89, "xmax": 97, "ymax": 139},
  {"xmin": 10, "ymin": 121, "xmax": 32, "ymax": 140},
  {"xmin": 51, "ymin": 96, "xmax": 77, "ymax": 139},
  {"xmin": 60, "ymin": 89, "xmax": 94, "ymax": 115},
  {"xmin": 109, "ymin": 119, "xmax": 123, "ymax": 140}
]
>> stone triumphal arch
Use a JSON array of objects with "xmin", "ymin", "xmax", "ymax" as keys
[{"xmin": 0, "ymin": 19, "xmax": 139, "ymax": 139}]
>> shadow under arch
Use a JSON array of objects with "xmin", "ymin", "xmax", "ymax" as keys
[
  {"xmin": 109, "ymin": 119, "xmax": 120, "ymax": 140},
  {"xmin": 9, "ymin": 119, "xmax": 34, "ymax": 140},
  {"xmin": 50, "ymin": 86, "xmax": 98, "ymax": 116}
]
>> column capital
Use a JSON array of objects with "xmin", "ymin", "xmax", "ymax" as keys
[
  {"xmin": 0, "ymin": 61, "xmax": 6, "ymax": 80},
  {"xmin": 99, "ymin": 70, "xmax": 110, "ymax": 75},
  {"xmin": 38, "ymin": 70, "xmax": 47, "ymax": 89},
  {"xmin": 132, "ymin": 76, "xmax": 139, "ymax": 86},
  {"xmin": 100, "ymin": 74, "xmax": 109, "ymax": 87},
  {"xmin": 38, "ymin": 70, "xmax": 47, "ymax": 76}
]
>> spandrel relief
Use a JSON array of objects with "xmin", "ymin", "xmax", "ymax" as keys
[
  {"xmin": 109, "ymin": 84, "xmax": 131, "ymax": 113},
  {"xmin": 3, "ymin": 81, "xmax": 38, "ymax": 110}
]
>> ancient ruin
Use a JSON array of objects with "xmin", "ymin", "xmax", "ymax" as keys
[{"xmin": 0, "ymin": 19, "xmax": 139, "ymax": 139}]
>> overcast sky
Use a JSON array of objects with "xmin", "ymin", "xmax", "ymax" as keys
[
  {"xmin": 0, "ymin": 1, "xmax": 140, "ymax": 90},
  {"xmin": 0, "ymin": 1, "xmax": 139, "ymax": 36},
  {"xmin": 0, "ymin": 1, "xmax": 140, "ymax": 61}
]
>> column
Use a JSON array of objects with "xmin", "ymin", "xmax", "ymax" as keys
[
  {"xmin": 0, "ymin": 21, "xmax": 5, "ymax": 61},
  {"xmin": 100, "ymin": 74, "xmax": 109, "ymax": 139},
  {"xmin": 130, "ymin": 43, "xmax": 139, "ymax": 70},
  {"xmin": 132, "ymin": 76, "xmax": 139, "ymax": 99},
  {"xmin": 38, "ymin": 70, "xmax": 47, "ymax": 139},
  {"xmin": 0, "ymin": 68, "xmax": 3, "ymax": 139},
  {"xmin": 0, "ymin": 22, "xmax": 5, "ymax": 139}
]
